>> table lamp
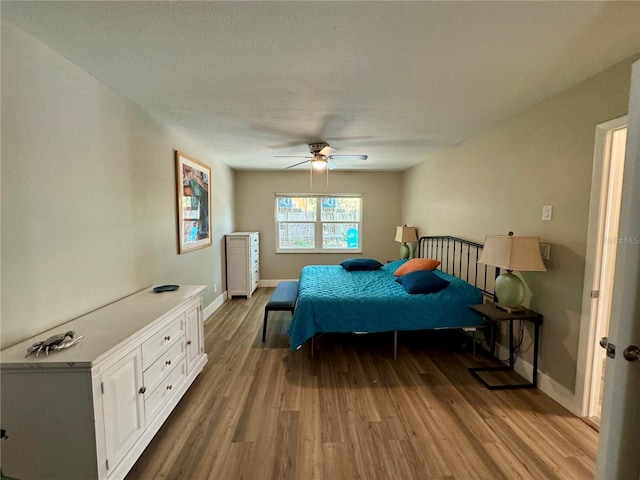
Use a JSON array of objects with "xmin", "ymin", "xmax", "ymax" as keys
[
  {"xmin": 478, "ymin": 233, "xmax": 546, "ymax": 312},
  {"xmin": 395, "ymin": 226, "xmax": 418, "ymax": 259}
]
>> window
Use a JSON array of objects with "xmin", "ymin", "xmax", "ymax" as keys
[{"xmin": 275, "ymin": 194, "xmax": 362, "ymax": 253}]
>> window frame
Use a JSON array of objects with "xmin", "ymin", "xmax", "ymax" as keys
[{"xmin": 275, "ymin": 193, "xmax": 363, "ymax": 254}]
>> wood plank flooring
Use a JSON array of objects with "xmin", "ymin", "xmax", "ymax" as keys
[{"xmin": 126, "ymin": 288, "xmax": 598, "ymax": 479}]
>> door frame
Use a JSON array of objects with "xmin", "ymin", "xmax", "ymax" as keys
[{"xmin": 575, "ymin": 115, "xmax": 628, "ymax": 417}]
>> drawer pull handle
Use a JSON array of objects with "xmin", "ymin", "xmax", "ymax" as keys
[
  {"xmin": 139, "ymin": 386, "xmax": 147, "ymax": 394},
  {"xmin": 164, "ymin": 335, "xmax": 171, "ymax": 341},
  {"xmin": 186, "ymin": 340, "xmax": 192, "ymax": 345},
  {"xmin": 165, "ymin": 360, "xmax": 172, "ymax": 366},
  {"xmin": 166, "ymin": 385, "xmax": 173, "ymax": 390}
]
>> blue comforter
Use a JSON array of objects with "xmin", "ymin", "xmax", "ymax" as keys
[{"xmin": 288, "ymin": 260, "xmax": 484, "ymax": 351}]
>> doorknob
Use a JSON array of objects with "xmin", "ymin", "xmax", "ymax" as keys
[
  {"xmin": 623, "ymin": 345, "xmax": 639, "ymax": 361},
  {"xmin": 600, "ymin": 337, "xmax": 616, "ymax": 358}
]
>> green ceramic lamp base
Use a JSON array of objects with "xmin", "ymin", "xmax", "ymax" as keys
[{"xmin": 494, "ymin": 272, "xmax": 525, "ymax": 311}]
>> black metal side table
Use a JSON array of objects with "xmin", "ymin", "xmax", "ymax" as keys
[{"xmin": 467, "ymin": 304, "xmax": 543, "ymax": 390}]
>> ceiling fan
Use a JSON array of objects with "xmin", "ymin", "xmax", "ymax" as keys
[{"xmin": 276, "ymin": 143, "xmax": 368, "ymax": 171}]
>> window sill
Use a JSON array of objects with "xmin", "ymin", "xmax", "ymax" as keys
[{"xmin": 276, "ymin": 249, "xmax": 362, "ymax": 254}]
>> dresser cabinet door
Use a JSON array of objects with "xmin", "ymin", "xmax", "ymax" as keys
[
  {"xmin": 101, "ymin": 347, "xmax": 145, "ymax": 474},
  {"xmin": 185, "ymin": 302, "xmax": 202, "ymax": 373}
]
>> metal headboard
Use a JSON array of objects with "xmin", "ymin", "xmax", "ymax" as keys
[{"xmin": 418, "ymin": 236, "xmax": 498, "ymax": 299}]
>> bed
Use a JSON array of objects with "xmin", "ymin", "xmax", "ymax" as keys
[{"xmin": 288, "ymin": 236, "xmax": 498, "ymax": 355}]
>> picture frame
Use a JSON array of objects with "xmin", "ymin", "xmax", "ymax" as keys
[{"xmin": 175, "ymin": 150, "xmax": 212, "ymax": 253}]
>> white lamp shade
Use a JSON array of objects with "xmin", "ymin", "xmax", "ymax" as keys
[
  {"xmin": 395, "ymin": 226, "xmax": 418, "ymax": 243},
  {"xmin": 478, "ymin": 235, "xmax": 547, "ymax": 272}
]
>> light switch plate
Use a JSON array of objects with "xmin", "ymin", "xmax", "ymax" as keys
[{"xmin": 542, "ymin": 205, "xmax": 553, "ymax": 221}]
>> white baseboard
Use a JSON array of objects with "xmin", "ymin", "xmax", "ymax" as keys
[
  {"xmin": 494, "ymin": 343, "xmax": 577, "ymax": 414},
  {"xmin": 258, "ymin": 279, "xmax": 298, "ymax": 287},
  {"xmin": 202, "ymin": 280, "xmax": 297, "ymax": 319},
  {"xmin": 203, "ymin": 291, "xmax": 227, "ymax": 324}
]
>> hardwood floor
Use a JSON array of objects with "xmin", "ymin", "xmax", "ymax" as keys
[{"xmin": 126, "ymin": 288, "xmax": 598, "ymax": 480}]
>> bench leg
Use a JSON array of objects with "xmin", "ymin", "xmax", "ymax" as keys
[{"xmin": 262, "ymin": 309, "xmax": 269, "ymax": 342}]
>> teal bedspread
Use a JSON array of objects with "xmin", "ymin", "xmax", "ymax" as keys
[{"xmin": 288, "ymin": 260, "xmax": 484, "ymax": 351}]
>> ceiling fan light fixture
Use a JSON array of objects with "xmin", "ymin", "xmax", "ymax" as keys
[{"xmin": 311, "ymin": 156, "xmax": 328, "ymax": 171}]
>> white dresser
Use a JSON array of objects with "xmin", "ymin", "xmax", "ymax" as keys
[
  {"xmin": 226, "ymin": 231, "xmax": 259, "ymax": 298},
  {"xmin": 0, "ymin": 285, "xmax": 208, "ymax": 480}
]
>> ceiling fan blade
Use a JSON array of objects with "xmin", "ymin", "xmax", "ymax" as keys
[
  {"xmin": 285, "ymin": 159, "xmax": 312, "ymax": 169},
  {"xmin": 328, "ymin": 160, "xmax": 338, "ymax": 170},
  {"xmin": 328, "ymin": 154, "xmax": 368, "ymax": 161},
  {"xmin": 319, "ymin": 145, "xmax": 335, "ymax": 156},
  {"xmin": 274, "ymin": 155, "xmax": 312, "ymax": 158}
]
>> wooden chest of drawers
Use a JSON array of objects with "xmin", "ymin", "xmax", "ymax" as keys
[{"xmin": 226, "ymin": 231, "xmax": 259, "ymax": 298}]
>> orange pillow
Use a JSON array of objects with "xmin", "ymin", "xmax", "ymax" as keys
[{"xmin": 393, "ymin": 258, "xmax": 441, "ymax": 276}]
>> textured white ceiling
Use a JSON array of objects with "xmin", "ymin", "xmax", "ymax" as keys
[{"xmin": 3, "ymin": 1, "xmax": 640, "ymax": 171}]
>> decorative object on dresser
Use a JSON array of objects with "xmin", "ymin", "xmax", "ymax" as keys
[
  {"xmin": 226, "ymin": 232, "xmax": 260, "ymax": 298},
  {"xmin": 153, "ymin": 284, "xmax": 179, "ymax": 293},
  {"xmin": 25, "ymin": 330, "xmax": 84, "ymax": 357},
  {"xmin": 175, "ymin": 150, "xmax": 212, "ymax": 254},
  {"xmin": 394, "ymin": 225, "xmax": 418, "ymax": 259},
  {"xmin": 0, "ymin": 285, "xmax": 208, "ymax": 480},
  {"xmin": 477, "ymin": 232, "xmax": 546, "ymax": 313}
]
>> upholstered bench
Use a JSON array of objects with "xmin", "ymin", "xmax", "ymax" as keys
[{"xmin": 263, "ymin": 281, "xmax": 298, "ymax": 342}]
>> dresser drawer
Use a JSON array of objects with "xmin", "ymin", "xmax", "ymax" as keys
[
  {"xmin": 145, "ymin": 358, "xmax": 186, "ymax": 423},
  {"xmin": 143, "ymin": 339, "xmax": 186, "ymax": 394},
  {"xmin": 141, "ymin": 316, "xmax": 185, "ymax": 368},
  {"xmin": 251, "ymin": 269, "xmax": 259, "ymax": 292}
]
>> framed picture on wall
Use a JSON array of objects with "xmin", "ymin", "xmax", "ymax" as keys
[{"xmin": 176, "ymin": 150, "xmax": 212, "ymax": 253}]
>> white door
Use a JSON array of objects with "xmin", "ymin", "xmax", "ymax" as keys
[
  {"xmin": 101, "ymin": 347, "xmax": 145, "ymax": 474},
  {"xmin": 595, "ymin": 59, "xmax": 640, "ymax": 479}
]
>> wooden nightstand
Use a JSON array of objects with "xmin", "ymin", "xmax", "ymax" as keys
[{"xmin": 467, "ymin": 304, "xmax": 543, "ymax": 390}]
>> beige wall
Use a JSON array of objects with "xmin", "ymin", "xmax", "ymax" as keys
[
  {"xmin": 234, "ymin": 171, "xmax": 404, "ymax": 280},
  {"xmin": 1, "ymin": 21, "xmax": 234, "ymax": 349},
  {"xmin": 404, "ymin": 55, "xmax": 638, "ymax": 396}
]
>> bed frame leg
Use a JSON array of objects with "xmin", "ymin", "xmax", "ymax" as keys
[
  {"xmin": 393, "ymin": 331, "xmax": 398, "ymax": 360},
  {"xmin": 473, "ymin": 329, "xmax": 477, "ymax": 356}
]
